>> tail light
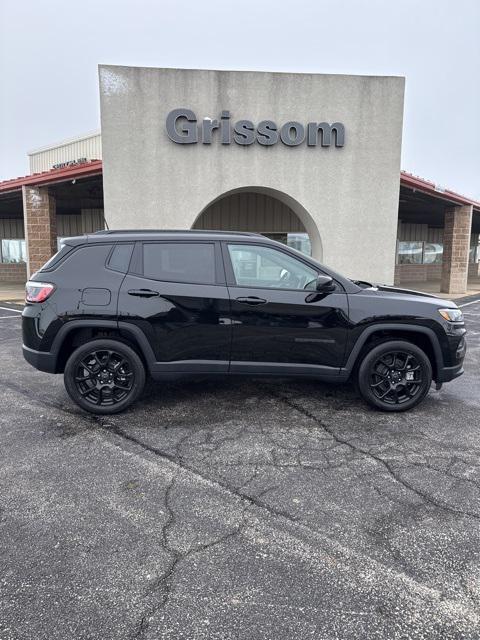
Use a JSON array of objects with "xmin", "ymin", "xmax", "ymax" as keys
[{"xmin": 25, "ymin": 281, "xmax": 56, "ymax": 303}]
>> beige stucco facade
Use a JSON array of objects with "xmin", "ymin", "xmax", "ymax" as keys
[{"xmin": 99, "ymin": 65, "xmax": 404, "ymax": 283}]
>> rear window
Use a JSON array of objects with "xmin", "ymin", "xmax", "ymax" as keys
[
  {"xmin": 50, "ymin": 244, "xmax": 114, "ymax": 274},
  {"xmin": 143, "ymin": 242, "xmax": 216, "ymax": 284},
  {"xmin": 39, "ymin": 244, "xmax": 74, "ymax": 271},
  {"xmin": 107, "ymin": 243, "xmax": 134, "ymax": 273}
]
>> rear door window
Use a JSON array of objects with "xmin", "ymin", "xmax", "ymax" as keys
[{"xmin": 142, "ymin": 242, "xmax": 216, "ymax": 284}]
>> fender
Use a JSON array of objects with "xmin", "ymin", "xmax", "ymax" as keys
[
  {"xmin": 118, "ymin": 321, "xmax": 156, "ymax": 366},
  {"xmin": 341, "ymin": 323, "xmax": 444, "ymax": 375}
]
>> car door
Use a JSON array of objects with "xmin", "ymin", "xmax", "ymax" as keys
[
  {"xmin": 223, "ymin": 242, "xmax": 349, "ymax": 376},
  {"xmin": 118, "ymin": 240, "xmax": 231, "ymax": 373}
]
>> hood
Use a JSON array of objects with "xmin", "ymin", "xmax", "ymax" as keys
[
  {"xmin": 374, "ymin": 284, "xmax": 439, "ymax": 299},
  {"xmin": 361, "ymin": 283, "xmax": 458, "ymax": 309}
]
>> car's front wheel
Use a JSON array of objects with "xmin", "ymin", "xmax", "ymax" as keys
[
  {"xmin": 64, "ymin": 339, "xmax": 146, "ymax": 414},
  {"xmin": 357, "ymin": 340, "xmax": 432, "ymax": 412}
]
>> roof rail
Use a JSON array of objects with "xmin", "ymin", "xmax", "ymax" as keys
[{"xmin": 93, "ymin": 229, "xmax": 263, "ymax": 236}]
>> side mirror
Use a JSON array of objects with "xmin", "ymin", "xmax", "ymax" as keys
[{"xmin": 316, "ymin": 275, "xmax": 335, "ymax": 292}]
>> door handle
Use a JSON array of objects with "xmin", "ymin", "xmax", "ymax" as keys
[
  {"xmin": 127, "ymin": 289, "xmax": 160, "ymax": 298},
  {"xmin": 236, "ymin": 296, "xmax": 267, "ymax": 306}
]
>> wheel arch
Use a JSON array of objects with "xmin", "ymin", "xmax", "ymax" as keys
[
  {"xmin": 344, "ymin": 324, "xmax": 443, "ymax": 381},
  {"xmin": 51, "ymin": 320, "xmax": 155, "ymax": 373}
]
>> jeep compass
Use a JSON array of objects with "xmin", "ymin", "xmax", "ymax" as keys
[{"xmin": 22, "ymin": 230, "xmax": 466, "ymax": 414}]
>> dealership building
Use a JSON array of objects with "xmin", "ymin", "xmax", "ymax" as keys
[{"xmin": 0, "ymin": 66, "xmax": 479, "ymax": 295}]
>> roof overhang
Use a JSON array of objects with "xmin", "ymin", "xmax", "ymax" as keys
[
  {"xmin": 0, "ymin": 160, "xmax": 103, "ymax": 195},
  {"xmin": 1, "ymin": 162, "xmax": 478, "ymax": 215},
  {"xmin": 400, "ymin": 171, "xmax": 480, "ymax": 213}
]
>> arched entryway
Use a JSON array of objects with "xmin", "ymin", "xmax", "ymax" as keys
[{"xmin": 192, "ymin": 187, "xmax": 322, "ymax": 259}]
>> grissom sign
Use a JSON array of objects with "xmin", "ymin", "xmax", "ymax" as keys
[{"xmin": 166, "ymin": 109, "xmax": 345, "ymax": 147}]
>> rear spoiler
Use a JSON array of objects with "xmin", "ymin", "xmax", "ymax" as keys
[{"xmin": 60, "ymin": 234, "xmax": 88, "ymax": 247}]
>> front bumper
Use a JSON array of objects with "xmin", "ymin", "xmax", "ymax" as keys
[
  {"xmin": 436, "ymin": 362, "xmax": 464, "ymax": 383},
  {"xmin": 436, "ymin": 334, "xmax": 466, "ymax": 383},
  {"xmin": 22, "ymin": 344, "xmax": 57, "ymax": 373}
]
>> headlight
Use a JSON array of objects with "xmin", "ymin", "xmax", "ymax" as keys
[{"xmin": 438, "ymin": 308, "xmax": 464, "ymax": 322}]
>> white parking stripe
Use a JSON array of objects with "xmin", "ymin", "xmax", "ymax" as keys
[
  {"xmin": 0, "ymin": 315, "xmax": 21, "ymax": 319},
  {"xmin": 459, "ymin": 299, "xmax": 480, "ymax": 308},
  {"xmin": 0, "ymin": 306, "xmax": 22, "ymax": 313}
]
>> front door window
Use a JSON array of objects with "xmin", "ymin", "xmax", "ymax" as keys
[{"xmin": 228, "ymin": 244, "xmax": 318, "ymax": 290}]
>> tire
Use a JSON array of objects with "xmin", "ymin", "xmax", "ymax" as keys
[
  {"xmin": 64, "ymin": 339, "xmax": 146, "ymax": 414},
  {"xmin": 357, "ymin": 340, "xmax": 432, "ymax": 412}
]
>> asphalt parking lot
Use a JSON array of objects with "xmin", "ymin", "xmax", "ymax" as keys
[{"xmin": 1, "ymin": 301, "xmax": 479, "ymax": 640}]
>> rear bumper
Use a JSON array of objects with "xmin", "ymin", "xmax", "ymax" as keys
[{"xmin": 22, "ymin": 345, "xmax": 57, "ymax": 373}]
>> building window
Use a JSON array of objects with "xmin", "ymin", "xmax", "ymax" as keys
[
  {"xmin": 1, "ymin": 239, "xmax": 26, "ymax": 263},
  {"xmin": 470, "ymin": 242, "xmax": 480, "ymax": 264},
  {"xmin": 261, "ymin": 233, "xmax": 312, "ymax": 256},
  {"xmin": 397, "ymin": 241, "xmax": 423, "ymax": 264},
  {"xmin": 423, "ymin": 243, "xmax": 443, "ymax": 264},
  {"xmin": 397, "ymin": 241, "xmax": 443, "ymax": 265}
]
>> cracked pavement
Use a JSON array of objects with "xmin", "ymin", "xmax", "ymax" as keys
[{"xmin": 0, "ymin": 301, "xmax": 479, "ymax": 639}]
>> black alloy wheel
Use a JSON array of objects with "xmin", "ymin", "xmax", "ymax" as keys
[
  {"xmin": 64, "ymin": 339, "xmax": 146, "ymax": 414},
  {"xmin": 357, "ymin": 340, "xmax": 432, "ymax": 412},
  {"xmin": 75, "ymin": 349, "xmax": 134, "ymax": 406}
]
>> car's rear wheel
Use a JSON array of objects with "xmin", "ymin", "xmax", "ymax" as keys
[
  {"xmin": 357, "ymin": 340, "xmax": 432, "ymax": 412},
  {"xmin": 64, "ymin": 339, "xmax": 145, "ymax": 414}
]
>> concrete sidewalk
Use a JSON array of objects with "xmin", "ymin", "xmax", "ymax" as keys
[{"xmin": 0, "ymin": 282, "xmax": 25, "ymax": 304}]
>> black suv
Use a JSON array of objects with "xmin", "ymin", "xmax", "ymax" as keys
[{"xmin": 22, "ymin": 230, "xmax": 466, "ymax": 414}]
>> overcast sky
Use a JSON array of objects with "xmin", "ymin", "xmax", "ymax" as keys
[{"xmin": 1, "ymin": 0, "xmax": 479, "ymax": 197}]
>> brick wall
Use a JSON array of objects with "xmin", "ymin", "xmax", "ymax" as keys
[
  {"xmin": 426, "ymin": 264, "xmax": 442, "ymax": 280},
  {"xmin": 441, "ymin": 205, "xmax": 473, "ymax": 294},
  {"xmin": 0, "ymin": 262, "xmax": 27, "ymax": 282},
  {"xmin": 394, "ymin": 264, "xmax": 427, "ymax": 283},
  {"xmin": 22, "ymin": 185, "xmax": 57, "ymax": 276},
  {"xmin": 394, "ymin": 264, "xmax": 444, "ymax": 285}
]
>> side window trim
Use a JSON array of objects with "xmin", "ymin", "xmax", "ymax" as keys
[
  {"xmin": 214, "ymin": 241, "xmax": 227, "ymax": 285},
  {"xmin": 128, "ymin": 241, "xmax": 143, "ymax": 275},
  {"xmin": 130, "ymin": 240, "xmax": 226, "ymax": 286}
]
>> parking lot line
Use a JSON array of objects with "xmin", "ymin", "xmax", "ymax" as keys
[
  {"xmin": 459, "ymin": 299, "xmax": 480, "ymax": 308},
  {"xmin": 0, "ymin": 306, "xmax": 22, "ymax": 313}
]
